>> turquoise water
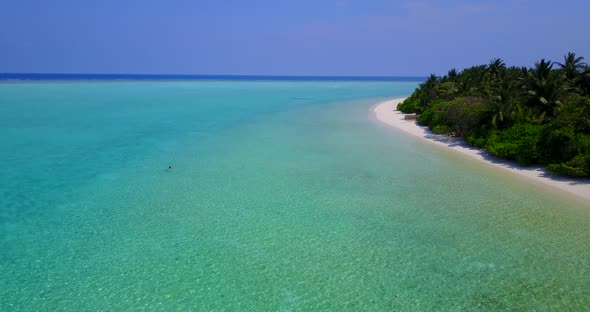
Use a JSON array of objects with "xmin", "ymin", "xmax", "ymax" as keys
[{"xmin": 1, "ymin": 81, "xmax": 589, "ymax": 311}]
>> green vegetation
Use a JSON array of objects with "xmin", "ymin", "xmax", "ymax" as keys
[{"xmin": 398, "ymin": 53, "xmax": 590, "ymax": 177}]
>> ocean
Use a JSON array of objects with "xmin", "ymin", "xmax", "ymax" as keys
[{"xmin": 1, "ymin": 79, "xmax": 589, "ymax": 310}]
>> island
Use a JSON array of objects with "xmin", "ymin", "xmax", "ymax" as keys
[{"xmin": 396, "ymin": 53, "xmax": 590, "ymax": 178}]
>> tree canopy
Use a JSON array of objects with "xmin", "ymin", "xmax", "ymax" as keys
[{"xmin": 398, "ymin": 53, "xmax": 590, "ymax": 177}]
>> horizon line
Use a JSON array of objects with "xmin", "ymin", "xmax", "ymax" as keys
[{"xmin": 0, "ymin": 73, "xmax": 426, "ymax": 81}]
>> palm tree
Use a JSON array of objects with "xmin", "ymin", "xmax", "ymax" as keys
[
  {"xmin": 531, "ymin": 59, "xmax": 554, "ymax": 80},
  {"xmin": 438, "ymin": 70, "xmax": 460, "ymax": 100},
  {"xmin": 557, "ymin": 52, "xmax": 586, "ymax": 80},
  {"xmin": 511, "ymin": 103, "xmax": 546, "ymax": 125},
  {"xmin": 447, "ymin": 69, "xmax": 458, "ymax": 80},
  {"xmin": 490, "ymin": 74, "xmax": 518, "ymax": 128},
  {"xmin": 488, "ymin": 58, "xmax": 506, "ymax": 77},
  {"xmin": 421, "ymin": 74, "xmax": 440, "ymax": 100},
  {"xmin": 423, "ymin": 74, "xmax": 438, "ymax": 88},
  {"xmin": 577, "ymin": 65, "xmax": 590, "ymax": 96},
  {"xmin": 525, "ymin": 59, "xmax": 564, "ymax": 118},
  {"xmin": 457, "ymin": 65, "xmax": 487, "ymax": 96}
]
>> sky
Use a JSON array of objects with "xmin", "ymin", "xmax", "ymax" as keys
[{"xmin": 1, "ymin": 0, "xmax": 589, "ymax": 76}]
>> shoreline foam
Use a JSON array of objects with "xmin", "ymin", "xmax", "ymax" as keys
[{"xmin": 372, "ymin": 98, "xmax": 590, "ymax": 203}]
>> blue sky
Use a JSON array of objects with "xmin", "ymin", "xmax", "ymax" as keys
[{"xmin": 1, "ymin": 0, "xmax": 589, "ymax": 76}]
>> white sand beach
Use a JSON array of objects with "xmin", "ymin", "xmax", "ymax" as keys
[{"xmin": 373, "ymin": 98, "xmax": 590, "ymax": 203}]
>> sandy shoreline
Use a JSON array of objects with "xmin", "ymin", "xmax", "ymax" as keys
[{"xmin": 372, "ymin": 98, "xmax": 590, "ymax": 203}]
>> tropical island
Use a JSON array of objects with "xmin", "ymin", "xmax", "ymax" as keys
[{"xmin": 397, "ymin": 53, "xmax": 590, "ymax": 178}]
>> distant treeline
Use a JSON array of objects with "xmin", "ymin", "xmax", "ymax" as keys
[{"xmin": 398, "ymin": 53, "xmax": 590, "ymax": 177}]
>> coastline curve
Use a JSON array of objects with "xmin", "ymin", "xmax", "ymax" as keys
[{"xmin": 372, "ymin": 99, "xmax": 590, "ymax": 204}]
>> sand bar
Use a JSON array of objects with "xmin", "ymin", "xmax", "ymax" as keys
[{"xmin": 373, "ymin": 98, "xmax": 590, "ymax": 203}]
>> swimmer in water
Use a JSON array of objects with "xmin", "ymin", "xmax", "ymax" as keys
[{"xmin": 168, "ymin": 165, "xmax": 172, "ymax": 171}]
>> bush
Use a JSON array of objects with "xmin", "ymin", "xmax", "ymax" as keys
[
  {"xmin": 417, "ymin": 97, "xmax": 488, "ymax": 137},
  {"xmin": 397, "ymin": 97, "xmax": 421, "ymax": 113},
  {"xmin": 417, "ymin": 99, "xmax": 450, "ymax": 128},
  {"xmin": 547, "ymin": 154, "xmax": 590, "ymax": 178},
  {"xmin": 432, "ymin": 125, "xmax": 453, "ymax": 134},
  {"xmin": 485, "ymin": 124, "xmax": 545, "ymax": 165},
  {"xmin": 576, "ymin": 134, "xmax": 590, "ymax": 154},
  {"xmin": 464, "ymin": 126, "xmax": 491, "ymax": 147},
  {"xmin": 444, "ymin": 97, "xmax": 489, "ymax": 135},
  {"xmin": 398, "ymin": 89, "xmax": 429, "ymax": 114},
  {"xmin": 538, "ymin": 126, "xmax": 577, "ymax": 164}
]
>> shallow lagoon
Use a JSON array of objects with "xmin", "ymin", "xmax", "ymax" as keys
[{"xmin": 1, "ymin": 81, "xmax": 589, "ymax": 310}]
